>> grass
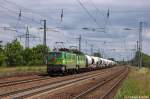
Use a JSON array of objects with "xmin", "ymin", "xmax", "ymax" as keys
[
  {"xmin": 115, "ymin": 66, "xmax": 150, "ymax": 99},
  {"xmin": 0, "ymin": 65, "xmax": 47, "ymax": 77}
]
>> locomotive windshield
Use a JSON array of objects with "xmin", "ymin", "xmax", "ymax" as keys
[{"xmin": 48, "ymin": 52, "xmax": 62, "ymax": 58}]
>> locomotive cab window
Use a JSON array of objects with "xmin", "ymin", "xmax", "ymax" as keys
[
  {"xmin": 48, "ymin": 52, "xmax": 62, "ymax": 58},
  {"xmin": 56, "ymin": 53, "xmax": 62, "ymax": 58},
  {"xmin": 48, "ymin": 53, "xmax": 55, "ymax": 58}
]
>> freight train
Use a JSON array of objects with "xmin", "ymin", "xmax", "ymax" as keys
[{"xmin": 47, "ymin": 50, "xmax": 117, "ymax": 75}]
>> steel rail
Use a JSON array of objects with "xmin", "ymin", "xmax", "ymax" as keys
[
  {"xmin": 100, "ymin": 68, "xmax": 129, "ymax": 99},
  {"xmin": 0, "ymin": 68, "xmax": 119, "ymax": 98},
  {"xmin": 73, "ymin": 67, "xmax": 128, "ymax": 99},
  {"xmin": 0, "ymin": 76, "xmax": 50, "ymax": 88},
  {"xmin": 0, "ymin": 67, "xmax": 116, "ymax": 88}
]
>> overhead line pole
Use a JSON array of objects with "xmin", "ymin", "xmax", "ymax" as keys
[
  {"xmin": 136, "ymin": 41, "xmax": 139, "ymax": 67},
  {"xmin": 25, "ymin": 26, "xmax": 29, "ymax": 48},
  {"xmin": 44, "ymin": 20, "xmax": 47, "ymax": 64},
  {"xmin": 43, "ymin": 20, "xmax": 47, "ymax": 47},
  {"xmin": 138, "ymin": 21, "xmax": 144, "ymax": 69},
  {"xmin": 79, "ymin": 35, "xmax": 81, "ymax": 51},
  {"xmin": 41, "ymin": 20, "xmax": 47, "ymax": 64},
  {"xmin": 91, "ymin": 44, "xmax": 93, "ymax": 56}
]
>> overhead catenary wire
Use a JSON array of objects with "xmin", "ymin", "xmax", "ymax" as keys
[
  {"xmin": 85, "ymin": 0, "xmax": 106, "ymax": 18},
  {"xmin": 1, "ymin": 0, "xmax": 46, "ymax": 20},
  {"xmin": 0, "ymin": 1, "xmax": 66, "ymax": 46},
  {"xmin": 0, "ymin": 4, "xmax": 42, "ymax": 26},
  {"xmin": 1, "ymin": 0, "xmax": 110, "ymax": 34},
  {"xmin": 3, "ymin": 0, "xmax": 88, "ymax": 39},
  {"xmin": 1, "ymin": 0, "xmax": 71, "ymax": 29},
  {"xmin": 76, "ymin": 0, "xmax": 111, "ymax": 33},
  {"xmin": 0, "ymin": 0, "xmax": 145, "ymax": 61},
  {"xmin": 0, "ymin": 6, "xmax": 40, "ymax": 38},
  {"xmin": 75, "ymin": 0, "xmax": 103, "ymax": 29}
]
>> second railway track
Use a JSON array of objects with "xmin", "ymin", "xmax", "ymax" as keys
[
  {"xmin": 30, "ymin": 66, "xmax": 128, "ymax": 99},
  {"xmin": 0, "ymin": 66, "xmax": 123, "ymax": 99},
  {"xmin": 73, "ymin": 66, "xmax": 129, "ymax": 99},
  {"xmin": 0, "ymin": 76, "xmax": 50, "ymax": 88}
]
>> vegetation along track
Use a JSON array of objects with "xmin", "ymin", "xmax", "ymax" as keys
[
  {"xmin": 0, "ymin": 66, "xmax": 123, "ymax": 99},
  {"xmin": 73, "ymin": 66, "xmax": 129, "ymax": 99}
]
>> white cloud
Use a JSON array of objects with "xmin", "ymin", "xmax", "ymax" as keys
[{"xmin": 143, "ymin": 29, "xmax": 150, "ymax": 39}]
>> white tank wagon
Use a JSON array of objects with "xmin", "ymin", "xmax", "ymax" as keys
[
  {"xmin": 92, "ymin": 56, "xmax": 99, "ymax": 65},
  {"xmin": 100, "ymin": 59, "xmax": 113, "ymax": 67},
  {"xmin": 111, "ymin": 61, "xmax": 116, "ymax": 66},
  {"xmin": 107, "ymin": 60, "xmax": 113, "ymax": 66},
  {"xmin": 104, "ymin": 59, "xmax": 117, "ymax": 67},
  {"xmin": 101, "ymin": 59, "xmax": 108, "ymax": 67},
  {"xmin": 85, "ymin": 55, "xmax": 93, "ymax": 67},
  {"xmin": 108, "ymin": 60, "xmax": 116, "ymax": 66},
  {"xmin": 112, "ymin": 61, "xmax": 117, "ymax": 66},
  {"xmin": 96, "ymin": 57, "xmax": 102, "ymax": 67},
  {"xmin": 89, "ymin": 56, "xmax": 98, "ymax": 68},
  {"xmin": 85, "ymin": 55, "xmax": 117, "ymax": 69},
  {"xmin": 98, "ymin": 58, "xmax": 105, "ymax": 68}
]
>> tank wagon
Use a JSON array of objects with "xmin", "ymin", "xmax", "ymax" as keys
[{"xmin": 47, "ymin": 51, "xmax": 117, "ymax": 75}]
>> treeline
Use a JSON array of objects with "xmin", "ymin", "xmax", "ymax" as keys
[
  {"xmin": 0, "ymin": 40, "xmax": 48, "ymax": 67},
  {"xmin": 131, "ymin": 51, "xmax": 150, "ymax": 68}
]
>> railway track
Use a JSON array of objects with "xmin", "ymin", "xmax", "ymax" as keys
[
  {"xmin": 100, "ymin": 67, "xmax": 129, "ymax": 99},
  {"xmin": 0, "ymin": 67, "xmax": 114, "ymax": 88},
  {"xmin": 0, "ymin": 73, "xmax": 48, "ymax": 85},
  {"xmin": 0, "ymin": 67, "xmax": 122, "ymax": 99},
  {"xmin": 73, "ymin": 67, "xmax": 128, "ymax": 99},
  {"xmin": 0, "ymin": 76, "xmax": 51, "ymax": 88}
]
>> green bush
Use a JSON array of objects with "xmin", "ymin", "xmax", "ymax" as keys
[
  {"xmin": 131, "ymin": 51, "xmax": 150, "ymax": 68},
  {"xmin": 0, "ymin": 52, "xmax": 5, "ymax": 66},
  {"xmin": 4, "ymin": 40, "xmax": 24, "ymax": 66},
  {"xmin": 0, "ymin": 39, "xmax": 49, "ymax": 67}
]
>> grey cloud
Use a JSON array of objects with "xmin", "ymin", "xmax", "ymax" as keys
[{"xmin": 0, "ymin": 0, "xmax": 150, "ymax": 60}]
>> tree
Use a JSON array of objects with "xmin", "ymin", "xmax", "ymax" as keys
[
  {"xmin": 0, "ymin": 47, "xmax": 5, "ymax": 66},
  {"xmin": 22, "ymin": 48, "xmax": 33, "ymax": 65},
  {"xmin": 31, "ymin": 45, "xmax": 48, "ymax": 65},
  {"xmin": 131, "ymin": 51, "xmax": 150, "ymax": 68},
  {"xmin": 4, "ymin": 40, "xmax": 24, "ymax": 66},
  {"xmin": 93, "ymin": 52, "xmax": 101, "ymax": 57},
  {"xmin": 142, "ymin": 53, "xmax": 150, "ymax": 68}
]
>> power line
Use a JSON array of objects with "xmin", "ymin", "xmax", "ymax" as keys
[
  {"xmin": 110, "ymin": 10, "xmax": 150, "ymax": 13},
  {"xmin": 83, "ymin": 0, "xmax": 111, "ymax": 33},
  {"xmin": 16, "ymin": 26, "xmax": 39, "ymax": 48},
  {"xmin": 2, "ymin": 0, "xmax": 45, "ymax": 18},
  {"xmin": 87, "ymin": 0, "xmax": 106, "ymax": 17},
  {"xmin": 1, "ymin": 0, "xmax": 68, "ymax": 27},
  {"xmin": 0, "ymin": 4, "xmax": 42, "ymax": 25},
  {"xmin": 75, "ymin": 0, "xmax": 103, "ymax": 29}
]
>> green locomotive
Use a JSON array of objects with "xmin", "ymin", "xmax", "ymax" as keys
[{"xmin": 47, "ymin": 51, "xmax": 86, "ymax": 74}]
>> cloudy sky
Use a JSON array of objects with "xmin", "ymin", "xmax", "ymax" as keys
[{"xmin": 0, "ymin": 0, "xmax": 150, "ymax": 60}]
